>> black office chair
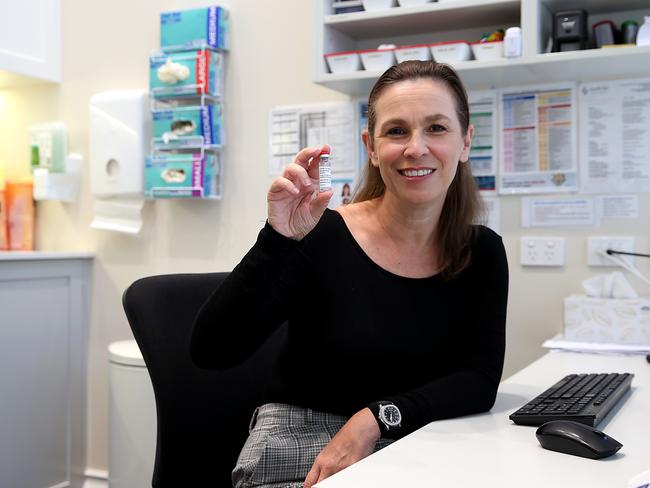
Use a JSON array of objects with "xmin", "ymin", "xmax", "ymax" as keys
[{"xmin": 122, "ymin": 272, "xmax": 287, "ymax": 487}]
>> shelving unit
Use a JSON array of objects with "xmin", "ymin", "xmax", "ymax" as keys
[{"xmin": 313, "ymin": 0, "xmax": 650, "ymax": 96}]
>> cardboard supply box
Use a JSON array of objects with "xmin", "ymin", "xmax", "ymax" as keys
[
  {"xmin": 160, "ymin": 6, "xmax": 230, "ymax": 52},
  {"xmin": 564, "ymin": 294, "xmax": 650, "ymax": 346}
]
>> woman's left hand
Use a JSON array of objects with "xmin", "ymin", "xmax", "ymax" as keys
[{"xmin": 303, "ymin": 408, "xmax": 381, "ymax": 488}]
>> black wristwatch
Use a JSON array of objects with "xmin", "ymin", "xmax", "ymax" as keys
[{"xmin": 369, "ymin": 401, "xmax": 402, "ymax": 436}]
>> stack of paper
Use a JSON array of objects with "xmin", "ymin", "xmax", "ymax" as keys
[{"xmin": 543, "ymin": 333, "xmax": 650, "ymax": 355}]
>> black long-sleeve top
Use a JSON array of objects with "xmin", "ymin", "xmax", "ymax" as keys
[{"xmin": 191, "ymin": 209, "xmax": 509, "ymax": 439}]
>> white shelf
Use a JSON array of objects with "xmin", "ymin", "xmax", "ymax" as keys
[
  {"xmin": 313, "ymin": 0, "xmax": 650, "ymax": 95},
  {"xmin": 325, "ymin": 0, "xmax": 520, "ymax": 37},
  {"xmin": 529, "ymin": 45, "xmax": 650, "ymax": 79},
  {"xmin": 539, "ymin": 0, "xmax": 650, "ymax": 15},
  {"xmin": 315, "ymin": 45, "xmax": 650, "ymax": 94}
]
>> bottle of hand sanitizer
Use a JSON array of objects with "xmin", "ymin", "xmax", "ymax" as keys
[
  {"xmin": 318, "ymin": 148, "xmax": 332, "ymax": 193},
  {"xmin": 0, "ymin": 167, "xmax": 8, "ymax": 250},
  {"xmin": 637, "ymin": 16, "xmax": 650, "ymax": 46},
  {"xmin": 504, "ymin": 27, "xmax": 522, "ymax": 57}
]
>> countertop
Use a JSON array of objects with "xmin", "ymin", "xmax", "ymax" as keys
[{"xmin": 0, "ymin": 251, "xmax": 95, "ymax": 261}]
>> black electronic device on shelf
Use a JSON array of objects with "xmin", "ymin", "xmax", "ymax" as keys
[{"xmin": 553, "ymin": 9, "xmax": 589, "ymax": 52}]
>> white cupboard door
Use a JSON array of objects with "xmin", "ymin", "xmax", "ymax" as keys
[{"xmin": 0, "ymin": 0, "xmax": 61, "ymax": 82}]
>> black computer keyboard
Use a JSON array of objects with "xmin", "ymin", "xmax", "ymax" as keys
[{"xmin": 509, "ymin": 372, "xmax": 634, "ymax": 427}]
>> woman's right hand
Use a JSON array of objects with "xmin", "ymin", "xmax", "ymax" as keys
[{"xmin": 267, "ymin": 145, "xmax": 333, "ymax": 241}]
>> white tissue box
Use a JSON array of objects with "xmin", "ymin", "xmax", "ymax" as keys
[{"xmin": 564, "ymin": 294, "xmax": 650, "ymax": 346}]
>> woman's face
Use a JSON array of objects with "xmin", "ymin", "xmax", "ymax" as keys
[{"xmin": 363, "ymin": 79, "xmax": 472, "ymax": 207}]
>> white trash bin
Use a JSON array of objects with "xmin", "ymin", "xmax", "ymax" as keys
[{"xmin": 108, "ymin": 340, "xmax": 156, "ymax": 488}]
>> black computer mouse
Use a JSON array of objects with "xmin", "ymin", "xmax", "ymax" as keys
[{"xmin": 535, "ymin": 420, "xmax": 622, "ymax": 459}]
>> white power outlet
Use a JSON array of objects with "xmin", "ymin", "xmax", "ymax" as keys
[
  {"xmin": 520, "ymin": 237, "xmax": 565, "ymax": 266},
  {"xmin": 587, "ymin": 236, "xmax": 635, "ymax": 267}
]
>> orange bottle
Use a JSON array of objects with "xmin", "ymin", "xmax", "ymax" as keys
[
  {"xmin": 6, "ymin": 179, "xmax": 35, "ymax": 251},
  {"xmin": 0, "ymin": 169, "xmax": 8, "ymax": 250}
]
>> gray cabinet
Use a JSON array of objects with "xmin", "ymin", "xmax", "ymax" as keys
[{"xmin": 0, "ymin": 253, "xmax": 93, "ymax": 488}]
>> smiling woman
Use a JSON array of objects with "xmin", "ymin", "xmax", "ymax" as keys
[{"xmin": 191, "ymin": 60, "xmax": 509, "ymax": 488}]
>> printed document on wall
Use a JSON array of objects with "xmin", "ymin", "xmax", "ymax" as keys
[
  {"xmin": 499, "ymin": 83, "xmax": 577, "ymax": 194},
  {"xmin": 579, "ymin": 78, "xmax": 650, "ymax": 194},
  {"xmin": 597, "ymin": 194, "xmax": 639, "ymax": 220},
  {"xmin": 481, "ymin": 195, "xmax": 500, "ymax": 233},
  {"xmin": 469, "ymin": 90, "xmax": 498, "ymax": 193},
  {"xmin": 521, "ymin": 197, "xmax": 596, "ymax": 227},
  {"xmin": 269, "ymin": 102, "xmax": 356, "ymax": 175}
]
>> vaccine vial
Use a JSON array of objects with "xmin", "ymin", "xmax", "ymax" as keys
[{"xmin": 318, "ymin": 148, "xmax": 332, "ymax": 192}]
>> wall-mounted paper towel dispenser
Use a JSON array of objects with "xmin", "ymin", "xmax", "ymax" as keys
[{"xmin": 89, "ymin": 90, "xmax": 150, "ymax": 197}]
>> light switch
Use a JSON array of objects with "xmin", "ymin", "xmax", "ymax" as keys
[{"xmin": 520, "ymin": 237, "xmax": 565, "ymax": 266}]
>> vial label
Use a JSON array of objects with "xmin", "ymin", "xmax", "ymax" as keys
[{"xmin": 319, "ymin": 164, "xmax": 332, "ymax": 192}]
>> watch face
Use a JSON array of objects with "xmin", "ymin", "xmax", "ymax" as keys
[{"xmin": 381, "ymin": 404, "xmax": 401, "ymax": 426}]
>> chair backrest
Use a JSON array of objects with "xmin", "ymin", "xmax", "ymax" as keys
[{"xmin": 122, "ymin": 272, "xmax": 287, "ymax": 487}]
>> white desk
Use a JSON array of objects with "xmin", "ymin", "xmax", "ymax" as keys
[{"xmin": 316, "ymin": 351, "xmax": 650, "ymax": 487}]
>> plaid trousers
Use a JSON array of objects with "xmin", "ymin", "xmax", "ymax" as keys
[{"xmin": 232, "ymin": 403, "xmax": 394, "ymax": 488}]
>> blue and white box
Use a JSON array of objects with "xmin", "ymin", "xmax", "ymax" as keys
[
  {"xmin": 145, "ymin": 152, "xmax": 221, "ymax": 198},
  {"xmin": 152, "ymin": 103, "xmax": 224, "ymax": 147},
  {"xmin": 150, "ymin": 49, "xmax": 224, "ymax": 98},
  {"xmin": 160, "ymin": 6, "xmax": 230, "ymax": 52}
]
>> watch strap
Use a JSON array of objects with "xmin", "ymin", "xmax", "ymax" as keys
[{"xmin": 368, "ymin": 401, "xmax": 387, "ymax": 435}]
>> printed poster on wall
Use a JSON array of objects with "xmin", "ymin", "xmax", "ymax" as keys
[
  {"xmin": 357, "ymin": 99, "xmax": 369, "ymax": 172},
  {"xmin": 579, "ymin": 78, "xmax": 650, "ymax": 194},
  {"xmin": 268, "ymin": 102, "xmax": 356, "ymax": 175},
  {"xmin": 499, "ymin": 83, "xmax": 577, "ymax": 194},
  {"xmin": 469, "ymin": 90, "xmax": 498, "ymax": 193},
  {"xmin": 325, "ymin": 100, "xmax": 367, "ymax": 208},
  {"xmin": 328, "ymin": 177, "xmax": 355, "ymax": 209},
  {"xmin": 481, "ymin": 195, "xmax": 500, "ymax": 234}
]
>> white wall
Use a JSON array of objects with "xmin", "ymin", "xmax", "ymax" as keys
[{"xmin": 0, "ymin": 0, "xmax": 648, "ymax": 473}]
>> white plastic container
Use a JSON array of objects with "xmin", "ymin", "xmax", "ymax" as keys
[
  {"xmin": 471, "ymin": 40, "xmax": 504, "ymax": 61},
  {"xmin": 637, "ymin": 16, "xmax": 650, "ymax": 46},
  {"xmin": 362, "ymin": 0, "xmax": 397, "ymax": 11},
  {"xmin": 429, "ymin": 41, "xmax": 473, "ymax": 63},
  {"xmin": 394, "ymin": 44, "xmax": 432, "ymax": 63},
  {"xmin": 504, "ymin": 27, "xmax": 522, "ymax": 57},
  {"xmin": 398, "ymin": 0, "xmax": 432, "ymax": 6},
  {"xmin": 359, "ymin": 48, "xmax": 396, "ymax": 71},
  {"xmin": 324, "ymin": 51, "xmax": 362, "ymax": 74},
  {"xmin": 109, "ymin": 340, "xmax": 156, "ymax": 488}
]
